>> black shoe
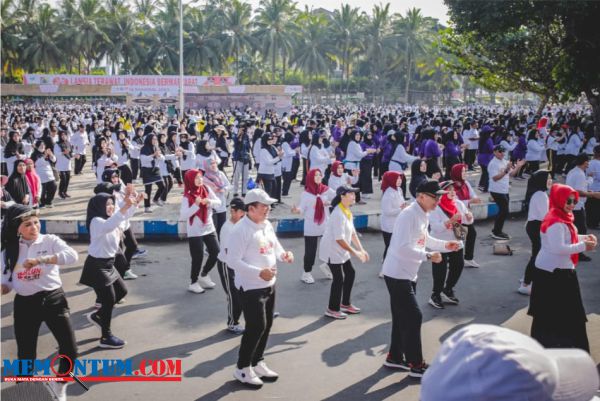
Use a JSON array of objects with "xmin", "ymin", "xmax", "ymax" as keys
[
  {"xmin": 442, "ymin": 289, "xmax": 459, "ymax": 305},
  {"xmin": 233, "ymin": 193, "xmax": 239, "ymax": 197},
  {"xmin": 383, "ymin": 354, "xmax": 410, "ymax": 371},
  {"xmin": 428, "ymin": 294, "xmax": 444, "ymax": 309},
  {"xmin": 491, "ymin": 232, "xmax": 510, "ymax": 240},
  {"xmin": 86, "ymin": 311, "xmax": 102, "ymax": 329},
  {"xmin": 579, "ymin": 253, "xmax": 592, "ymax": 262},
  {"xmin": 408, "ymin": 362, "xmax": 429, "ymax": 378}
]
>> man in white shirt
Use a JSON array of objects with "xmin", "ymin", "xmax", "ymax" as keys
[
  {"xmin": 462, "ymin": 121, "xmax": 479, "ymax": 170},
  {"xmin": 566, "ymin": 153, "xmax": 600, "ymax": 261},
  {"xmin": 381, "ymin": 180, "xmax": 461, "ymax": 379},
  {"xmin": 586, "ymin": 145, "xmax": 600, "ymax": 228},
  {"xmin": 488, "ymin": 145, "xmax": 526, "ymax": 240},
  {"xmin": 227, "ymin": 189, "xmax": 294, "ymax": 387}
]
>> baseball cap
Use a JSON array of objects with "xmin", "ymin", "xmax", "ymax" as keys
[
  {"xmin": 421, "ymin": 324, "xmax": 600, "ymax": 401},
  {"xmin": 243, "ymin": 189, "xmax": 277, "ymax": 205},
  {"xmin": 229, "ymin": 197, "xmax": 245, "ymax": 210},
  {"xmin": 493, "ymin": 144, "xmax": 506, "ymax": 152},
  {"xmin": 416, "ymin": 180, "xmax": 448, "ymax": 196},
  {"xmin": 336, "ymin": 185, "xmax": 360, "ymax": 197}
]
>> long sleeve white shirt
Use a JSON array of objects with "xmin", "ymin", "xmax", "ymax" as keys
[
  {"xmin": 535, "ymin": 223, "xmax": 586, "ymax": 272},
  {"xmin": 88, "ymin": 207, "xmax": 136, "ymax": 258},
  {"xmin": 389, "ymin": 145, "xmax": 417, "ymax": 171},
  {"xmin": 328, "ymin": 173, "xmax": 358, "ymax": 192},
  {"xmin": 217, "ymin": 220, "xmax": 235, "ymax": 264},
  {"xmin": 380, "ymin": 188, "xmax": 408, "ymax": 233},
  {"xmin": 381, "ymin": 201, "xmax": 448, "ymax": 281},
  {"xmin": 525, "ymin": 139, "xmax": 545, "ymax": 161},
  {"xmin": 227, "ymin": 216, "xmax": 286, "ymax": 290},
  {"xmin": 527, "ymin": 191, "xmax": 549, "ymax": 221},
  {"xmin": 281, "ymin": 142, "xmax": 295, "ymax": 172},
  {"xmin": 429, "ymin": 200, "xmax": 473, "ymax": 242},
  {"xmin": 35, "ymin": 155, "xmax": 56, "ymax": 184},
  {"xmin": 257, "ymin": 149, "xmax": 280, "ymax": 175},
  {"xmin": 308, "ymin": 146, "xmax": 331, "ymax": 174},
  {"xmin": 297, "ymin": 189, "xmax": 336, "ymax": 236},
  {"xmin": 344, "ymin": 141, "xmax": 366, "ymax": 170},
  {"xmin": 179, "ymin": 186, "xmax": 221, "ymax": 237}
]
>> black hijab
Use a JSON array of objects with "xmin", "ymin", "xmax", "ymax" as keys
[
  {"xmin": 195, "ymin": 139, "xmax": 211, "ymax": 157},
  {"xmin": 5, "ymin": 160, "xmax": 28, "ymax": 204},
  {"xmin": 524, "ymin": 170, "xmax": 550, "ymax": 209},
  {"xmin": 86, "ymin": 193, "xmax": 115, "ymax": 231},
  {"xmin": 409, "ymin": 159, "xmax": 428, "ymax": 198},
  {"xmin": 4, "ymin": 131, "xmax": 24, "ymax": 158},
  {"xmin": 140, "ymin": 134, "xmax": 157, "ymax": 156}
]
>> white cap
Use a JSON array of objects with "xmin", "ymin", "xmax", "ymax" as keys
[
  {"xmin": 421, "ymin": 324, "xmax": 599, "ymax": 401},
  {"xmin": 243, "ymin": 189, "xmax": 277, "ymax": 205}
]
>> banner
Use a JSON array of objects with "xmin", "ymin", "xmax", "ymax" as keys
[
  {"xmin": 23, "ymin": 74, "xmax": 236, "ymax": 87},
  {"xmin": 185, "ymin": 94, "xmax": 292, "ymax": 114}
]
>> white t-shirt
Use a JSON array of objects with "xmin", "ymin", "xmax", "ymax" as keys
[
  {"xmin": 380, "ymin": 188, "xmax": 408, "ymax": 233},
  {"xmin": 566, "ymin": 166, "xmax": 587, "ymax": 210},
  {"xmin": 298, "ymin": 189, "xmax": 336, "ymax": 236},
  {"xmin": 588, "ymin": 159, "xmax": 600, "ymax": 191},
  {"xmin": 527, "ymin": 191, "xmax": 549, "ymax": 221},
  {"xmin": 488, "ymin": 157, "xmax": 510, "ymax": 194},
  {"xmin": 462, "ymin": 129, "xmax": 479, "ymax": 150},
  {"xmin": 319, "ymin": 206, "xmax": 355, "ymax": 264}
]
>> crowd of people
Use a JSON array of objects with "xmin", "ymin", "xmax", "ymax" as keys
[{"xmin": 1, "ymin": 101, "xmax": 599, "ymax": 399}]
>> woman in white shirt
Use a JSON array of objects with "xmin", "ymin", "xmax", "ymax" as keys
[
  {"xmin": 178, "ymin": 132, "xmax": 196, "ymax": 175},
  {"xmin": 308, "ymin": 133, "xmax": 331, "ymax": 180},
  {"xmin": 202, "ymin": 159, "xmax": 231, "ymax": 238},
  {"xmin": 140, "ymin": 134, "xmax": 166, "ymax": 212},
  {"xmin": 518, "ymin": 170, "xmax": 552, "ymax": 295},
  {"xmin": 319, "ymin": 185, "xmax": 369, "ymax": 319},
  {"xmin": 1, "ymin": 205, "xmax": 79, "ymax": 400},
  {"xmin": 344, "ymin": 130, "xmax": 376, "ymax": 204},
  {"xmin": 257, "ymin": 133, "xmax": 282, "ymax": 200},
  {"xmin": 428, "ymin": 181, "xmax": 473, "ymax": 309},
  {"xmin": 525, "ymin": 129, "xmax": 545, "ymax": 173},
  {"xmin": 528, "ymin": 183, "xmax": 598, "ymax": 351},
  {"xmin": 31, "ymin": 140, "xmax": 57, "ymax": 208},
  {"xmin": 54, "ymin": 131, "xmax": 73, "ymax": 199},
  {"xmin": 380, "ymin": 171, "xmax": 408, "ymax": 270},
  {"xmin": 450, "ymin": 163, "xmax": 481, "ymax": 267},
  {"xmin": 292, "ymin": 169, "xmax": 336, "ymax": 284},
  {"xmin": 114, "ymin": 131, "xmax": 134, "ymax": 184},
  {"xmin": 80, "ymin": 190, "xmax": 143, "ymax": 349},
  {"xmin": 180, "ymin": 169, "xmax": 222, "ymax": 294},
  {"xmin": 328, "ymin": 161, "xmax": 358, "ymax": 192}
]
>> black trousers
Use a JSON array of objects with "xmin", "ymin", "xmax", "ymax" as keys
[
  {"xmin": 586, "ymin": 196, "xmax": 600, "ymax": 228},
  {"xmin": 237, "ymin": 286, "xmax": 275, "ymax": 369},
  {"xmin": 282, "ymin": 171, "xmax": 294, "ymax": 196},
  {"xmin": 212, "ymin": 211, "xmax": 227, "ymax": 239},
  {"xmin": 93, "ymin": 277, "xmax": 128, "ymax": 337},
  {"xmin": 553, "ymin": 154, "xmax": 567, "ymax": 176},
  {"xmin": 382, "ymin": 231, "xmax": 392, "ymax": 262},
  {"xmin": 531, "ymin": 318, "xmax": 589, "ymax": 352},
  {"xmin": 432, "ymin": 249, "xmax": 464, "ymax": 295},
  {"xmin": 274, "ymin": 175, "xmax": 282, "ymax": 202},
  {"xmin": 524, "ymin": 220, "xmax": 542, "ymax": 285},
  {"xmin": 359, "ymin": 158, "xmax": 374, "ymax": 194},
  {"xmin": 573, "ymin": 209, "xmax": 587, "ymax": 236},
  {"xmin": 384, "ymin": 277, "xmax": 423, "ymax": 365},
  {"xmin": 444, "ymin": 156, "xmax": 461, "ymax": 179},
  {"xmin": 123, "ymin": 227, "xmax": 139, "ymax": 263},
  {"xmin": 14, "ymin": 288, "xmax": 78, "ymax": 375},
  {"xmin": 144, "ymin": 181, "xmax": 166, "ymax": 208},
  {"xmin": 464, "ymin": 224, "xmax": 477, "ymax": 261},
  {"xmin": 118, "ymin": 164, "xmax": 133, "ymax": 185},
  {"xmin": 465, "ymin": 149, "xmax": 477, "ymax": 169},
  {"xmin": 478, "ymin": 165, "xmax": 489, "ymax": 191},
  {"xmin": 303, "ymin": 236, "xmax": 320, "ymax": 272},
  {"xmin": 301, "ymin": 159, "xmax": 309, "ymax": 186},
  {"xmin": 74, "ymin": 155, "xmax": 86, "ymax": 175},
  {"xmin": 260, "ymin": 176, "xmax": 275, "ymax": 197},
  {"xmin": 40, "ymin": 181, "xmax": 57, "ymax": 206},
  {"xmin": 58, "ymin": 171, "xmax": 71, "ymax": 195},
  {"xmin": 327, "ymin": 260, "xmax": 355, "ymax": 311},
  {"xmin": 380, "ymin": 161, "xmax": 390, "ymax": 181},
  {"xmin": 173, "ymin": 168, "xmax": 184, "ymax": 185},
  {"xmin": 291, "ymin": 158, "xmax": 300, "ymax": 180},
  {"xmin": 130, "ymin": 158, "xmax": 140, "ymax": 180},
  {"xmin": 217, "ymin": 261, "xmax": 242, "ymax": 327},
  {"xmin": 564, "ymin": 154, "xmax": 577, "ymax": 174},
  {"xmin": 491, "ymin": 192, "xmax": 509, "ymax": 234},
  {"xmin": 161, "ymin": 175, "xmax": 173, "ymax": 202},
  {"xmin": 188, "ymin": 233, "xmax": 220, "ymax": 283},
  {"xmin": 527, "ymin": 160, "xmax": 540, "ymax": 174},
  {"xmin": 547, "ymin": 149, "xmax": 557, "ymax": 178}
]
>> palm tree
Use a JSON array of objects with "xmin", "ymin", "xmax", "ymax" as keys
[
  {"xmin": 134, "ymin": 0, "xmax": 156, "ymax": 27},
  {"xmin": 220, "ymin": 0, "xmax": 254, "ymax": 83},
  {"xmin": 362, "ymin": 3, "xmax": 392, "ymax": 99},
  {"xmin": 1, "ymin": 0, "xmax": 21, "ymax": 80},
  {"xmin": 21, "ymin": 4, "xmax": 63, "ymax": 72},
  {"xmin": 330, "ymin": 4, "xmax": 364, "ymax": 93},
  {"xmin": 254, "ymin": 0, "xmax": 297, "ymax": 83},
  {"xmin": 392, "ymin": 8, "xmax": 435, "ymax": 103},
  {"xmin": 184, "ymin": 9, "xmax": 222, "ymax": 73},
  {"xmin": 104, "ymin": 12, "xmax": 144, "ymax": 74}
]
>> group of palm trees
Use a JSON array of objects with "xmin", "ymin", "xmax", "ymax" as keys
[{"xmin": 1, "ymin": 0, "xmax": 456, "ymax": 101}]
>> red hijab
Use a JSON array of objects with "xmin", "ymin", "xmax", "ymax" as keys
[
  {"xmin": 305, "ymin": 168, "xmax": 329, "ymax": 225},
  {"xmin": 541, "ymin": 183, "xmax": 580, "ymax": 265},
  {"xmin": 184, "ymin": 169, "xmax": 209, "ymax": 225},
  {"xmin": 438, "ymin": 180, "xmax": 460, "ymax": 223},
  {"xmin": 450, "ymin": 163, "xmax": 470, "ymax": 201},
  {"xmin": 381, "ymin": 171, "xmax": 403, "ymax": 193},
  {"xmin": 331, "ymin": 161, "xmax": 343, "ymax": 177},
  {"xmin": 24, "ymin": 159, "xmax": 40, "ymax": 204}
]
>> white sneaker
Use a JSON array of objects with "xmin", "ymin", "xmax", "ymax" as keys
[
  {"xmin": 464, "ymin": 259, "xmax": 480, "ymax": 268},
  {"xmin": 253, "ymin": 361, "xmax": 279, "ymax": 380},
  {"xmin": 123, "ymin": 270, "xmax": 138, "ymax": 280},
  {"xmin": 301, "ymin": 272, "xmax": 315, "ymax": 284},
  {"xmin": 188, "ymin": 282, "xmax": 205, "ymax": 294},
  {"xmin": 319, "ymin": 263, "xmax": 333, "ymax": 280},
  {"xmin": 362, "ymin": 194, "xmax": 372, "ymax": 199},
  {"xmin": 45, "ymin": 381, "xmax": 68, "ymax": 401},
  {"xmin": 197, "ymin": 275, "xmax": 216, "ymax": 289},
  {"xmin": 518, "ymin": 283, "xmax": 531, "ymax": 295},
  {"xmin": 233, "ymin": 367, "xmax": 263, "ymax": 387}
]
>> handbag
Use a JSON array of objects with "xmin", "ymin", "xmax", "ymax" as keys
[
  {"xmin": 452, "ymin": 223, "xmax": 468, "ymax": 241},
  {"xmin": 493, "ymin": 242, "xmax": 513, "ymax": 256}
]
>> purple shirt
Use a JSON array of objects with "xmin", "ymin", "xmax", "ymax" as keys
[
  {"xmin": 290, "ymin": 136, "xmax": 300, "ymax": 160},
  {"xmin": 423, "ymin": 139, "xmax": 442, "ymax": 159},
  {"xmin": 360, "ymin": 141, "xmax": 377, "ymax": 160},
  {"xmin": 331, "ymin": 126, "xmax": 343, "ymax": 143},
  {"xmin": 512, "ymin": 136, "xmax": 527, "ymax": 160},
  {"xmin": 444, "ymin": 140, "xmax": 462, "ymax": 158},
  {"xmin": 477, "ymin": 138, "xmax": 495, "ymax": 167}
]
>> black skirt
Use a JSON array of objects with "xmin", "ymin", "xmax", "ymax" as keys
[
  {"xmin": 359, "ymin": 158, "xmax": 374, "ymax": 194},
  {"xmin": 141, "ymin": 166, "xmax": 162, "ymax": 185},
  {"xmin": 528, "ymin": 267, "xmax": 587, "ymax": 324},
  {"xmin": 79, "ymin": 255, "xmax": 119, "ymax": 288}
]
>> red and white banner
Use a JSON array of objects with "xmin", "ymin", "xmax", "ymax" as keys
[{"xmin": 23, "ymin": 74, "xmax": 236, "ymax": 87}]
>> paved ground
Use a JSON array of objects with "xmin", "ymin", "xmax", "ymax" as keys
[{"xmin": 2, "ymin": 218, "xmax": 599, "ymax": 401}]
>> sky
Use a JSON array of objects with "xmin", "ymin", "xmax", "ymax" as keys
[{"xmin": 246, "ymin": 0, "xmax": 450, "ymax": 24}]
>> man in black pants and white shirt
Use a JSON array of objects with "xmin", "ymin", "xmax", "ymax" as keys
[
  {"xmin": 381, "ymin": 180, "xmax": 461, "ymax": 378},
  {"xmin": 227, "ymin": 188, "xmax": 294, "ymax": 387}
]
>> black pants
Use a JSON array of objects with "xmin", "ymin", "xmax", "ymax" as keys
[
  {"xmin": 40, "ymin": 181, "xmax": 57, "ymax": 206},
  {"xmin": 432, "ymin": 249, "xmax": 464, "ymax": 296},
  {"xmin": 586, "ymin": 196, "xmax": 600, "ymax": 228},
  {"xmin": 380, "ymin": 161, "xmax": 390, "ymax": 181},
  {"xmin": 93, "ymin": 277, "xmax": 128, "ymax": 337},
  {"xmin": 261, "ymin": 178, "xmax": 274, "ymax": 198},
  {"xmin": 123, "ymin": 227, "xmax": 139, "ymax": 263},
  {"xmin": 527, "ymin": 160, "xmax": 540, "ymax": 174},
  {"xmin": 212, "ymin": 211, "xmax": 227, "ymax": 239},
  {"xmin": 237, "ymin": 286, "xmax": 275, "ymax": 369},
  {"xmin": 478, "ymin": 164, "xmax": 489, "ymax": 191},
  {"xmin": 531, "ymin": 318, "xmax": 589, "ymax": 352},
  {"xmin": 291, "ymin": 158, "xmax": 300, "ymax": 181},
  {"xmin": 465, "ymin": 149, "xmax": 477, "ymax": 169},
  {"xmin": 359, "ymin": 158, "xmax": 374, "ymax": 194},
  {"xmin": 553, "ymin": 154, "xmax": 567, "ymax": 176},
  {"xmin": 382, "ymin": 231, "xmax": 392, "ymax": 262},
  {"xmin": 161, "ymin": 175, "xmax": 173, "ymax": 202},
  {"xmin": 373, "ymin": 152, "xmax": 381, "ymax": 180},
  {"xmin": 14, "ymin": 288, "xmax": 78, "ymax": 375},
  {"xmin": 524, "ymin": 220, "xmax": 542, "ymax": 285},
  {"xmin": 303, "ymin": 236, "xmax": 320, "ymax": 273},
  {"xmin": 114, "ymin": 250, "xmax": 130, "ymax": 277},
  {"xmin": 74, "ymin": 155, "xmax": 86, "ymax": 175},
  {"xmin": 130, "ymin": 158, "xmax": 140, "ymax": 180},
  {"xmin": 464, "ymin": 224, "xmax": 477, "ymax": 261},
  {"xmin": 327, "ymin": 260, "xmax": 355, "ymax": 311},
  {"xmin": 173, "ymin": 168, "xmax": 184, "ymax": 185},
  {"xmin": 217, "ymin": 261, "xmax": 242, "ymax": 327},
  {"xmin": 384, "ymin": 277, "xmax": 423, "ymax": 365},
  {"xmin": 274, "ymin": 175, "xmax": 282, "ymax": 202},
  {"xmin": 301, "ymin": 159, "xmax": 308, "ymax": 186},
  {"xmin": 491, "ymin": 192, "xmax": 509, "ymax": 234},
  {"xmin": 564, "ymin": 154, "xmax": 577, "ymax": 174},
  {"xmin": 573, "ymin": 209, "xmax": 587, "ymax": 236},
  {"xmin": 188, "ymin": 233, "xmax": 220, "ymax": 283},
  {"xmin": 282, "ymin": 170, "xmax": 294, "ymax": 196},
  {"xmin": 118, "ymin": 164, "xmax": 133, "ymax": 185},
  {"xmin": 59, "ymin": 171, "xmax": 71, "ymax": 196},
  {"xmin": 444, "ymin": 156, "xmax": 461, "ymax": 179},
  {"xmin": 547, "ymin": 149, "xmax": 557, "ymax": 178},
  {"xmin": 144, "ymin": 181, "xmax": 166, "ymax": 208}
]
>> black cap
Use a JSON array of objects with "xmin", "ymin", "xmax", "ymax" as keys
[
  {"xmin": 416, "ymin": 180, "xmax": 448, "ymax": 196},
  {"xmin": 229, "ymin": 197, "xmax": 245, "ymax": 210},
  {"xmin": 336, "ymin": 185, "xmax": 360, "ymax": 197},
  {"xmin": 493, "ymin": 144, "xmax": 506, "ymax": 153}
]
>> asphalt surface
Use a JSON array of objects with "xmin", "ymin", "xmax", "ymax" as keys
[{"xmin": 1, "ymin": 217, "xmax": 599, "ymax": 401}]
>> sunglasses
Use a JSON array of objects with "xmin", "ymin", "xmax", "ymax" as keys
[
  {"xmin": 565, "ymin": 198, "xmax": 576, "ymax": 206},
  {"xmin": 423, "ymin": 192, "xmax": 442, "ymax": 200}
]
